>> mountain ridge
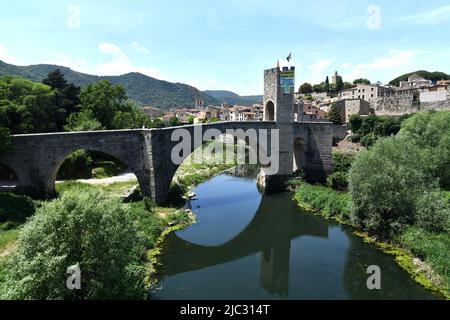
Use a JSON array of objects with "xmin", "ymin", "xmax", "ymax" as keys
[{"xmin": 1, "ymin": 60, "xmax": 261, "ymax": 109}]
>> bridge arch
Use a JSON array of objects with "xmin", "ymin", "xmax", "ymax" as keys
[
  {"xmin": 159, "ymin": 124, "xmax": 273, "ymax": 205},
  {"xmin": 0, "ymin": 163, "xmax": 19, "ymax": 192},
  {"xmin": 48, "ymin": 146, "xmax": 147, "ymax": 197}
]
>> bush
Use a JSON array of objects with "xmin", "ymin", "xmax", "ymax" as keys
[
  {"xmin": 348, "ymin": 114, "xmax": 362, "ymax": 132},
  {"xmin": 0, "ymin": 188, "xmax": 147, "ymax": 300},
  {"xmin": 398, "ymin": 111, "xmax": 450, "ymax": 190},
  {"xmin": 349, "ymin": 137, "xmax": 432, "ymax": 239},
  {"xmin": 57, "ymin": 150, "xmax": 93, "ymax": 179},
  {"xmin": 294, "ymin": 183, "xmax": 350, "ymax": 220},
  {"xmin": 328, "ymin": 172, "xmax": 348, "ymax": 191},
  {"xmin": 414, "ymin": 190, "xmax": 450, "ymax": 233},
  {"xmin": 360, "ymin": 132, "xmax": 377, "ymax": 147},
  {"xmin": 333, "ymin": 152, "xmax": 355, "ymax": 174},
  {"xmin": 401, "ymin": 227, "xmax": 450, "ymax": 288}
]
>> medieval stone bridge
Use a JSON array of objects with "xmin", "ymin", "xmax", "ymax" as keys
[
  {"xmin": 0, "ymin": 65, "xmax": 334, "ymax": 203},
  {"xmin": 0, "ymin": 120, "xmax": 333, "ymax": 204}
]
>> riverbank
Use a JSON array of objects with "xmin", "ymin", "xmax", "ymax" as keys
[
  {"xmin": 291, "ymin": 181, "xmax": 450, "ymax": 300},
  {"xmin": 0, "ymin": 142, "xmax": 238, "ymax": 298}
]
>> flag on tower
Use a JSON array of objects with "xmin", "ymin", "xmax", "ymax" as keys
[{"xmin": 287, "ymin": 53, "xmax": 292, "ymax": 62}]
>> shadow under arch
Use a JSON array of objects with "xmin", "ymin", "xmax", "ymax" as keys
[
  {"xmin": 0, "ymin": 163, "xmax": 18, "ymax": 192},
  {"xmin": 166, "ymin": 135, "xmax": 269, "ymax": 205},
  {"xmin": 158, "ymin": 193, "xmax": 329, "ymax": 277},
  {"xmin": 49, "ymin": 148, "xmax": 142, "ymax": 195}
]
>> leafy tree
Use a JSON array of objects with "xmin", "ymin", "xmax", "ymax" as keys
[
  {"xmin": 353, "ymin": 78, "xmax": 371, "ymax": 85},
  {"xmin": 313, "ymin": 83, "xmax": 325, "ymax": 93},
  {"xmin": 348, "ymin": 114, "xmax": 363, "ymax": 132},
  {"xmin": 64, "ymin": 109, "xmax": 103, "ymax": 132},
  {"xmin": 343, "ymin": 82, "xmax": 354, "ymax": 90},
  {"xmin": 0, "ymin": 76, "xmax": 57, "ymax": 133},
  {"xmin": 327, "ymin": 103, "xmax": 341, "ymax": 124},
  {"xmin": 0, "ymin": 127, "xmax": 12, "ymax": 155},
  {"xmin": 299, "ymin": 82, "xmax": 313, "ymax": 94},
  {"xmin": 389, "ymin": 70, "xmax": 449, "ymax": 87},
  {"xmin": 397, "ymin": 111, "xmax": 450, "ymax": 190},
  {"xmin": 335, "ymin": 77, "xmax": 344, "ymax": 93},
  {"xmin": 79, "ymin": 80, "xmax": 130, "ymax": 129},
  {"xmin": 188, "ymin": 116, "xmax": 195, "ymax": 125},
  {"xmin": 169, "ymin": 116, "xmax": 181, "ymax": 127},
  {"xmin": 349, "ymin": 111, "xmax": 450, "ymax": 239},
  {"xmin": 43, "ymin": 70, "xmax": 81, "ymax": 130},
  {"xmin": 0, "ymin": 188, "xmax": 147, "ymax": 299},
  {"xmin": 328, "ymin": 171, "xmax": 348, "ymax": 191},
  {"xmin": 112, "ymin": 109, "xmax": 152, "ymax": 129},
  {"xmin": 151, "ymin": 118, "xmax": 165, "ymax": 129}
]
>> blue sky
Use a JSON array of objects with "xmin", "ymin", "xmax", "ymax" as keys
[{"xmin": 0, "ymin": 0, "xmax": 449, "ymax": 95}]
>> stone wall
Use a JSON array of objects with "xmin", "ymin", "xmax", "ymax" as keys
[
  {"xmin": 0, "ymin": 122, "xmax": 334, "ymax": 204},
  {"xmin": 370, "ymin": 96, "xmax": 420, "ymax": 116},
  {"xmin": 371, "ymin": 90, "xmax": 450, "ymax": 116}
]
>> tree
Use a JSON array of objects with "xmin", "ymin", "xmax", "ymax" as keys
[
  {"xmin": 0, "ymin": 76, "xmax": 57, "ymax": 133},
  {"xmin": 43, "ymin": 70, "xmax": 81, "ymax": 130},
  {"xmin": 349, "ymin": 136, "xmax": 449, "ymax": 239},
  {"xmin": 64, "ymin": 109, "xmax": 103, "ymax": 132},
  {"xmin": 348, "ymin": 114, "xmax": 363, "ymax": 132},
  {"xmin": 42, "ymin": 69, "xmax": 68, "ymax": 90},
  {"xmin": 313, "ymin": 83, "xmax": 325, "ymax": 93},
  {"xmin": 169, "ymin": 116, "xmax": 181, "ymax": 127},
  {"xmin": 327, "ymin": 103, "xmax": 341, "ymax": 124},
  {"xmin": 187, "ymin": 116, "xmax": 195, "ymax": 125},
  {"xmin": 112, "ymin": 109, "xmax": 152, "ymax": 129},
  {"xmin": 325, "ymin": 76, "xmax": 330, "ymax": 93},
  {"xmin": 343, "ymin": 82, "xmax": 354, "ymax": 90},
  {"xmin": 353, "ymin": 78, "xmax": 371, "ymax": 85},
  {"xmin": 0, "ymin": 127, "xmax": 11, "ymax": 155},
  {"xmin": 79, "ymin": 80, "xmax": 130, "ymax": 129},
  {"xmin": 299, "ymin": 82, "xmax": 313, "ymax": 94},
  {"xmin": 335, "ymin": 77, "xmax": 344, "ymax": 93},
  {"xmin": 0, "ymin": 188, "xmax": 147, "ymax": 299}
]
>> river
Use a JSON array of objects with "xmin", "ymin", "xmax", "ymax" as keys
[{"xmin": 151, "ymin": 167, "xmax": 437, "ymax": 300}]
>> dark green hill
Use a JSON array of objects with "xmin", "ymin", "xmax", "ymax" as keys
[
  {"xmin": 203, "ymin": 90, "xmax": 263, "ymax": 105},
  {"xmin": 389, "ymin": 70, "xmax": 449, "ymax": 86},
  {"xmin": 0, "ymin": 60, "xmax": 218, "ymax": 109}
]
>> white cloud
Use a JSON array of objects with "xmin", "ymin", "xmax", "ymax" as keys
[
  {"xmin": 304, "ymin": 59, "xmax": 334, "ymax": 84},
  {"xmin": 131, "ymin": 41, "xmax": 149, "ymax": 55},
  {"xmin": 0, "ymin": 45, "xmax": 23, "ymax": 65},
  {"xmin": 96, "ymin": 42, "xmax": 163, "ymax": 79},
  {"xmin": 340, "ymin": 49, "xmax": 421, "ymax": 83},
  {"xmin": 399, "ymin": 5, "xmax": 450, "ymax": 25},
  {"xmin": 66, "ymin": 5, "xmax": 81, "ymax": 30}
]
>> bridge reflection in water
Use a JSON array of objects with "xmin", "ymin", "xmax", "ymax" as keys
[{"xmin": 156, "ymin": 184, "xmax": 328, "ymax": 297}]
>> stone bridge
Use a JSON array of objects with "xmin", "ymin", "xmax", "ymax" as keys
[{"xmin": 0, "ymin": 121, "xmax": 333, "ymax": 204}]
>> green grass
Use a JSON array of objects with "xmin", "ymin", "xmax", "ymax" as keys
[
  {"xmin": 0, "ymin": 229, "xmax": 19, "ymax": 253},
  {"xmin": 293, "ymin": 182, "xmax": 351, "ymax": 220},
  {"xmin": 401, "ymin": 227, "xmax": 450, "ymax": 290},
  {"xmin": 0, "ymin": 193, "xmax": 36, "ymax": 231},
  {"xmin": 292, "ymin": 182, "xmax": 450, "ymax": 298},
  {"xmin": 91, "ymin": 161, "xmax": 126, "ymax": 179}
]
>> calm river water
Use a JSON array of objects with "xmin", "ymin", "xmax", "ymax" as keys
[{"xmin": 151, "ymin": 168, "xmax": 437, "ymax": 300}]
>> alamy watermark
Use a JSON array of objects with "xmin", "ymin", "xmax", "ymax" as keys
[
  {"xmin": 367, "ymin": 5, "xmax": 381, "ymax": 30},
  {"xmin": 366, "ymin": 265, "xmax": 381, "ymax": 290},
  {"xmin": 171, "ymin": 127, "xmax": 281, "ymax": 175},
  {"xmin": 66, "ymin": 264, "xmax": 81, "ymax": 290}
]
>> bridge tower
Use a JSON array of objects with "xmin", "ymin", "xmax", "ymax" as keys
[{"xmin": 259, "ymin": 62, "xmax": 295, "ymax": 192}]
